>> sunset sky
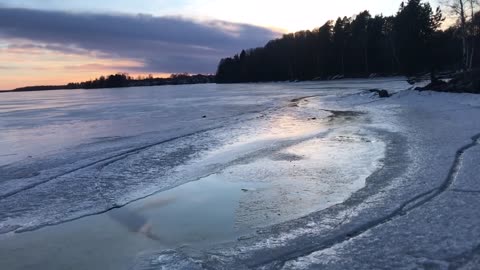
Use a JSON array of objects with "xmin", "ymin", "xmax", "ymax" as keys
[{"xmin": 0, "ymin": 0, "xmax": 439, "ymax": 89}]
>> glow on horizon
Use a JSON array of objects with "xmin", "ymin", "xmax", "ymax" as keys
[{"xmin": 0, "ymin": 44, "xmax": 168, "ymax": 90}]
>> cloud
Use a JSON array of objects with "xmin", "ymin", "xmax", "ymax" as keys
[
  {"xmin": 63, "ymin": 63, "xmax": 143, "ymax": 71},
  {"xmin": 0, "ymin": 7, "xmax": 280, "ymax": 74},
  {"xmin": 6, "ymin": 43, "xmax": 92, "ymax": 55}
]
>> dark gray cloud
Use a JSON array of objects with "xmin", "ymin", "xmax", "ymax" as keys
[{"xmin": 0, "ymin": 8, "xmax": 280, "ymax": 73}]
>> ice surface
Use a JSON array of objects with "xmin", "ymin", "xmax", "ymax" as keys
[
  {"xmin": 1, "ymin": 78, "xmax": 432, "ymax": 270},
  {"xmin": 119, "ymin": 84, "xmax": 480, "ymax": 270},
  {"xmin": 0, "ymin": 79, "xmax": 407, "ymax": 235}
]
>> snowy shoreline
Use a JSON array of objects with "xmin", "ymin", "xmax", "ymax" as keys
[
  {"xmin": 166, "ymin": 90, "xmax": 480, "ymax": 270},
  {"xmin": 132, "ymin": 90, "xmax": 480, "ymax": 269}
]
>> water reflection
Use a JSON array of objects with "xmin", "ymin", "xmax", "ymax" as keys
[
  {"xmin": 242, "ymin": 113, "xmax": 327, "ymax": 142},
  {"xmin": 108, "ymin": 197, "xmax": 175, "ymax": 242}
]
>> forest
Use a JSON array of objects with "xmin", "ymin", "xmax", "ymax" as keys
[{"xmin": 216, "ymin": 0, "xmax": 480, "ymax": 83}]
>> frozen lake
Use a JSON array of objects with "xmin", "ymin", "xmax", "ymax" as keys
[{"xmin": 0, "ymin": 78, "xmax": 426, "ymax": 269}]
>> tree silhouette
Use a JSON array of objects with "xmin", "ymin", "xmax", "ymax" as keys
[
  {"xmin": 216, "ymin": 0, "xmax": 473, "ymax": 83},
  {"xmin": 12, "ymin": 73, "xmax": 215, "ymax": 92}
]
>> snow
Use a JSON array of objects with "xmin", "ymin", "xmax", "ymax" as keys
[{"xmin": 3, "ymin": 78, "xmax": 479, "ymax": 270}]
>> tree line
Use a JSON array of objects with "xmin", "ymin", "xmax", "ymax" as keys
[
  {"xmin": 11, "ymin": 73, "xmax": 215, "ymax": 92},
  {"xmin": 216, "ymin": 0, "xmax": 480, "ymax": 83}
]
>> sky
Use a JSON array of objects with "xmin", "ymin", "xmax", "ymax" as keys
[{"xmin": 0, "ymin": 0, "xmax": 439, "ymax": 89}]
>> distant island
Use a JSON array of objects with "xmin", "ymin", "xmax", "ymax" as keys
[{"xmin": 8, "ymin": 73, "xmax": 215, "ymax": 92}]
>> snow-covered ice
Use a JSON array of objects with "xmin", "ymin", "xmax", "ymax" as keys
[{"xmin": 2, "ymin": 78, "xmax": 480, "ymax": 270}]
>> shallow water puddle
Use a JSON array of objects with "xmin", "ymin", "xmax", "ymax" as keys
[
  {"xmin": 122, "ymin": 174, "xmax": 262, "ymax": 246},
  {"xmin": 113, "ymin": 130, "xmax": 385, "ymax": 246}
]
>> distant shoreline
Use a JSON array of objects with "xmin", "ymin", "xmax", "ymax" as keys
[
  {"xmin": 0, "ymin": 83, "xmax": 207, "ymax": 94},
  {"xmin": 2, "ymin": 73, "xmax": 215, "ymax": 93},
  {"xmin": 0, "ymin": 75, "xmax": 394, "ymax": 94},
  {"xmin": 0, "ymin": 82, "xmax": 216, "ymax": 94}
]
